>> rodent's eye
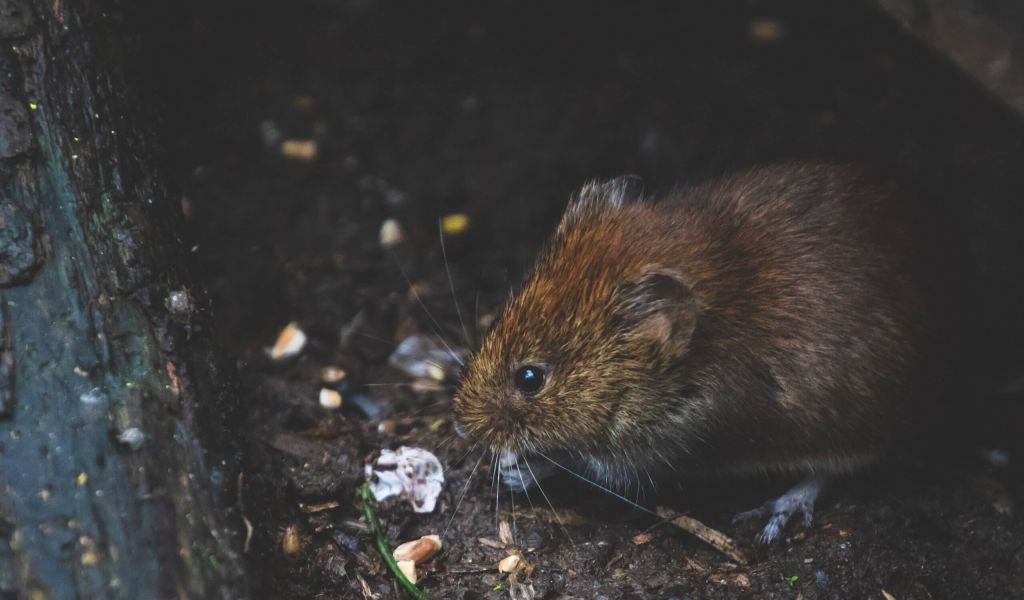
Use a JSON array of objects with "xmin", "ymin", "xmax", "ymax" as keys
[{"xmin": 513, "ymin": 365, "xmax": 545, "ymax": 395}]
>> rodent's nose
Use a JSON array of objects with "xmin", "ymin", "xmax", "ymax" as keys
[{"xmin": 455, "ymin": 399, "xmax": 525, "ymax": 449}]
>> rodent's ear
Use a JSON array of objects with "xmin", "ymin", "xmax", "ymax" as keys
[
  {"xmin": 560, "ymin": 175, "xmax": 644, "ymax": 231},
  {"xmin": 614, "ymin": 269, "xmax": 698, "ymax": 356}
]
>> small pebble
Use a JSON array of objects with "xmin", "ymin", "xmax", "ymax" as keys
[
  {"xmin": 379, "ymin": 219, "xmax": 404, "ymax": 248},
  {"xmin": 321, "ymin": 366, "xmax": 347, "ymax": 384},
  {"xmin": 280, "ymin": 139, "xmax": 318, "ymax": 161},
  {"xmin": 269, "ymin": 322, "xmax": 306, "ymax": 360},
  {"xmin": 441, "ymin": 213, "xmax": 470, "ymax": 235},
  {"xmin": 318, "ymin": 388, "xmax": 342, "ymax": 410}
]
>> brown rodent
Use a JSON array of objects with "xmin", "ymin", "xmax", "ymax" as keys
[{"xmin": 453, "ymin": 161, "xmax": 948, "ymax": 541}]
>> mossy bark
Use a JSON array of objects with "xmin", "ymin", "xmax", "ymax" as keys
[{"xmin": 0, "ymin": 1, "xmax": 247, "ymax": 597}]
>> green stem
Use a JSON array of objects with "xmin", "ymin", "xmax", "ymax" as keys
[{"xmin": 359, "ymin": 482, "xmax": 431, "ymax": 600}]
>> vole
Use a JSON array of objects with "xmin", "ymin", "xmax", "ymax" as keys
[{"xmin": 453, "ymin": 162, "xmax": 950, "ymax": 543}]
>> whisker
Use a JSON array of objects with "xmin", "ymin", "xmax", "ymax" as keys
[
  {"xmin": 354, "ymin": 332, "xmax": 458, "ymax": 377},
  {"xmin": 446, "ymin": 442, "xmax": 479, "ymax": 469},
  {"xmin": 443, "ymin": 450, "xmax": 486, "ymax": 539},
  {"xmin": 438, "ymin": 219, "xmax": 472, "ymax": 348},
  {"xmin": 353, "ymin": 331, "xmax": 400, "ymax": 348},
  {"xmin": 524, "ymin": 458, "xmax": 574, "ymax": 547},
  {"xmin": 514, "ymin": 457, "xmax": 535, "ymax": 513},
  {"xmin": 508, "ymin": 475, "xmax": 517, "ymax": 544},
  {"xmin": 389, "ymin": 249, "xmax": 466, "ymax": 367},
  {"xmin": 536, "ymin": 452, "xmax": 656, "ymax": 516},
  {"xmin": 494, "ymin": 453, "xmax": 501, "ymax": 535}
]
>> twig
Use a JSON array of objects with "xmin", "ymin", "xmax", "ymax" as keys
[
  {"xmin": 359, "ymin": 482, "xmax": 431, "ymax": 600},
  {"xmin": 655, "ymin": 507, "xmax": 750, "ymax": 565}
]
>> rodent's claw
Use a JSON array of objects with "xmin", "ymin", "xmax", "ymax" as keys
[{"xmin": 733, "ymin": 477, "xmax": 823, "ymax": 544}]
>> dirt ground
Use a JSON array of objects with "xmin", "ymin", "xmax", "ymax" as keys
[{"xmin": 143, "ymin": 0, "xmax": 1024, "ymax": 597}]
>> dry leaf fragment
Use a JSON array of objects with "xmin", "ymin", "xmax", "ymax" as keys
[
  {"xmin": 632, "ymin": 532, "xmax": 654, "ymax": 545},
  {"xmin": 656, "ymin": 507, "xmax": 749, "ymax": 565},
  {"xmin": 498, "ymin": 520, "xmax": 514, "ymax": 545},
  {"xmin": 881, "ymin": 591, "xmax": 896, "ymax": 600}
]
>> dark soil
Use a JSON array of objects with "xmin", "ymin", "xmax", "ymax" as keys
[{"xmin": 143, "ymin": 0, "xmax": 1024, "ymax": 597}]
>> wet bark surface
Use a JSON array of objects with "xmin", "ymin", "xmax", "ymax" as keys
[
  {"xmin": 0, "ymin": 1, "xmax": 246, "ymax": 597},
  {"xmin": 148, "ymin": 0, "xmax": 1024, "ymax": 598}
]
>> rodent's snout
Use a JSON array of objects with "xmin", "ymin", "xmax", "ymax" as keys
[{"xmin": 452, "ymin": 391, "xmax": 528, "ymax": 451}]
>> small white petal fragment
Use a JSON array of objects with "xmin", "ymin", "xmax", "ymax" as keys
[
  {"xmin": 397, "ymin": 559, "xmax": 417, "ymax": 584},
  {"xmin": 117, "ymin": 428, "xmax": 145, "ymax": 450},
  {"xmin": 498, "ymin": 554, "xmax": 521, "ymax": 574},
  {"xmin": 269, "ymin": 322, "xmax": 307, "ymax": 360},
  {"xmin": 379, "ymin": 218, "xmax": 404, "ymax": 248},
  {"xmin": 318, "ymin": 388, "xmax": 342, "ymax": 410},
  {"xmin": 79, "ymin": 388, "xmax": 106, "ymax": 405},
  {"xmin": 393, "ymin": 534, "xmax": 442, "ymax": 563},
  {"xmin": 365, "ymin": 447, "xmax": 444, "ymax": 513}
]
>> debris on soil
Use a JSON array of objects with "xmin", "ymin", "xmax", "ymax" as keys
[
  {"xmin": 321, "ymin": 365, "xmax": 347, "ymax": 384},
  {"xmin": 298, "ymin": 500, "xmax": 341, "ymax": 514},
  {"xmin": 359, "ymin": 483, "xmax": 429, "ymax": 599},
  {"xmin": 318, "ymin": 387, "xmax": 342, "ymax": 410},
  {"xmin": 632, "ymin": 532, "xmax": 655, "ymax": 545},
  {"xmin": 281, "ymin": 525, "xmax": 302, "ymax": 557},
  {"xmin": 982, "ymin": 447, "xmax": 1010, "ymax": 468},
  {"xmin": 387, "ymin": 334, "xmax": 465, "ymax": 381},
  {"xmin": 498, "ymin": 553, "xmax": 522, "ymax": 574},
  {"xmin": 657, "ymin": 507, "xmax": 750, "ymax": 565},
  {"xmin": 365, "ymin": 446, "xmax": 444, "ymax": 513},
  {"xmin": 379, "ymin": 218, "xmax": 404, "ymax": 248},
  {"xmin": 397, "ymin": 559, "xmax": 418, "ymax": 584},
  {"xmin": 441, "ymin": 213, "xmax": 470, "ymax": 236},
  {"xmin": 392, "ymin": 534, "xmax": 442, "ymax": 563},
  {"xmin": 268, "ymin": 321, "xmax": 306, "ymax": 361},
  {"xmin": 117, "ymin": 427, "xmax": 145, "ymax": 450},
  {"xmin": 280, "ymin": 139, "xmax": 318, "ymax": 161}
]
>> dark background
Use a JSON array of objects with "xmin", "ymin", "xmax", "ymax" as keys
[{"xmin": 129, "ymin": 1, "xmax": 1024, "ymax": 597}]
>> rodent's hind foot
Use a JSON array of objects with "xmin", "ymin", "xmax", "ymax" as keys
[{"xmin": 732, "ymin": 477, "xmax": 823, "ymax": 544}]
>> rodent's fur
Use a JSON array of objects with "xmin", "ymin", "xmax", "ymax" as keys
[{"xmin": 455, "ymin": 162, "xmax": 940, "ymax": 490}]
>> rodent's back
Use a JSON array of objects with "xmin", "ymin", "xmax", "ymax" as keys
[
  {"xmin": 667, "ymin": 163, "xmax": 928, "ymax": 474},
  {"xmin": 455, "ymin": 162, "xmax": 935, "ymax": 483}
]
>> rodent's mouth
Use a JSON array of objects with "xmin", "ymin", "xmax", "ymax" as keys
[{"xmin": 495, "ymin": 449, "xmax": 555, "ymax": 491}]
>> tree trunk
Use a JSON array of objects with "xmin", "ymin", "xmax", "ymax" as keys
[{"xmin": 0, "ymin": 1, "xmax": 247, "ymax": 597}]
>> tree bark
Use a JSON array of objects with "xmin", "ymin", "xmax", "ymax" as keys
[{"xmin": 0, "ymin": 1, "xmax": 247, "ymax": 598}]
